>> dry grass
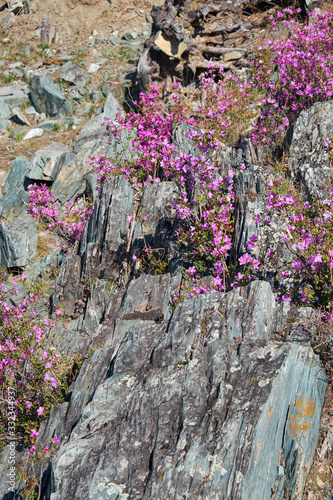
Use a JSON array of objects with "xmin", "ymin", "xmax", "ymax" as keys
[{"xmin": 36, "ymin": 230, "xmax": 59, "ymax": 259}]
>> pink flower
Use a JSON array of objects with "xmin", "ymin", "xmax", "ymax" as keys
[
  {"xmin": 313, "ymin": 254, "xmax": 322, "ymax": 264},
  {"xmin": 255, "ymin": 214, "xmax": 261, "ymax": 224},
  {"xmin": 26, "ymin": 401, "xmax": 32, "ymax": 409},
  {"xmin": 55, "ymin": 309, "xmax": 63, "ymax": 316},
  {"xmin": 53, "ymin": 434, "xmax": 60, "ymax": 444},
  {"xmin": 30, "ymin": 429, "xmax": 38, "ymax": 438},
  {"xmin": 37, "ymin": 407, "xmax": 44, "ymax": 416},
  {"xmin": 126, "ymin": 216, "xmax": 133, "ymax": 224},
  {"xmin": 30, "ymin": 446, "xmax": 36, "ymax": 452},
  {"xmin": 212, "ymin": 276, "xmax": 222, "ymax": 287},
  {"xmin": 282, "ymin": 294, "xmax": 292, "ymax": 302},
  {"xmin": 132, "ymin": 255, "xmax": 137, "ymax": 261},
  {"xmin": 188, "ymin": 266, "xmax": 196, "ymax": 276},
  {"xmin": 239, "ymin": 253, "xmax": 252, "ymax": 265},
  {"xmin": 253, "ymin": 259, "xmax": 260, "ymax": 270}
]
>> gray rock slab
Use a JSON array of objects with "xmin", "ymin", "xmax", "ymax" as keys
[
  {"xmin": 121, "ymin": 273, "xmax": 171, "ymax": 321},
  {"xmin": 10, "ymin": 106, "xmax": 30, "ymax": 126},
  {"xmin": 0, "ymin": 117, "xmax": 10, "ymax": 130},
  {"xmin": 1, "ymin": 156, "xmax": 29, "ymax": 219},
  {"xmin": 23, "ymin": 128, "xmax": 44, "ymax": 140},
  {"xmin": 38, "ymin": 120, "xmax": 61, "ymax": 131},
  {"xmin": 51, "ymin": 93, "xmax": 126, "ymax": 204},
  {"xmin": 0, "ymin": 98, "xmax": 10, "ymax": 119},
  {"xmin": 79, "ymin": 175, "xmax": 134, "ymax": 280},
  {"xmin": 59, "ymin": 64, "xmax": 89, "ymax": 86},
  {"xmin": 0, "ymin": 216, "xmax": 37, "ymax": 267},
  {"xmin": 289, "ymin": 100, "xmax": 333, "ymax": 197},
  {"xmin": 26, "ymin": 143, "xmax": 67, "ymax": 181},
  {"xmin": 30, "ymin": 75, "xmax": 72, "ymax": 118},
  {"xmin": 0, "ymin": 84, "xmax": 28, "ymax": 105},
  {"xmin": 45, "ymin": 281, "xmax": 326, "ymax": 500}
]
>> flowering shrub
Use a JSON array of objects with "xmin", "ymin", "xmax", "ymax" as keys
[
  {"xmin": 252, "ymin": 8, "xmax": 333, "ymax": 146},
  {"xmin": 27, "ymin": 184, "xmax": 94, "ymax": 248},
  {"xmin": 187, "ymin": 68, "xmax": 257, "ymax": 150},
  {"xmin": 90, "ymin": 66, "xmax": 257, "ymax": 190},
  {"xmin": 19, "ymin": 432, "xmax": 60, "ymax": 499},
  {"xmin": 90, "ymin": 68, "xmax": 259, "ymax": 294},
  {"xmin": 90, "ymin": 84, "xmax": 178, "ymax": 191},
  {"xmin": 0, "ymin": 273, "xmax": 73, "ymax": 448},
  {"xmin": 235, "ymin": 178, "xmax": 333, "ymax": 308}
]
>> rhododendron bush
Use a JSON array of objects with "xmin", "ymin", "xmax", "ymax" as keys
[
  {"xmin": 90, "ymin": 70, "xmax": 252, "ymax": 295},
  {"xmin": 0, "ymin": 274, "xmax": 72, "ymax": 447},
  {"xmin": 253, "ymin": 9, "xmax": 333, "ymax": 146},
  {"xmin": 0, "ymin": 5, "xmax": 332, "ymax": 473},
  {"xmin": 234, "ymin": 178, "xmax": 333, "ymax": 308},
  {"xmin": 27, "ymin": 184, "xmax": 94, "ymax": 249}
]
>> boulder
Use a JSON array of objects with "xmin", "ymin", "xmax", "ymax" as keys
[
  {"xmin": 0, "ymin": 216, "xmax": 37, "ymax": 267},
  {"xmin": 59, "ymin": 64, "xmax": 90, "ymax": 87},
  {"xmin": 0, "ymin": 98, "xmax": 10, "ymax": 130},
  {"xmin": 1, "ymin": 156, "xmax": 29, "ymax": 219},
  {"xmin": 0, "ymin": 98, "xmax": 10, "ymax": 119},
  {"xmin": 10, "ymin": 106, "xmax": 30, "ymax": 126},
  {"xmin": 44, "ymin": 280, "xmax": 326, "ymax": 500},
  {"xmin": 26, "ymin": 143, "xmax": 67, "ymax": 182},
  {"xmin": 30, "ymin": 75, "xmax": 72, "ymax": 118},
  {"xmin": 0, "ymin": 85, "xmax": 28, "ymax": 106}
]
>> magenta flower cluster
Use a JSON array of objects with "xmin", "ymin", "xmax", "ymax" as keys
[
  {"xmin": 27, "ymin": 184, "xmax": 94, "ymax": 247},
  {"xmin": 90, "ymin": 68, "xmax": 259, "ymax": 295},
  {"xmin": 0, "ymin": 273, "xmax": 68, "ymax": 445},
  {"xmin": 252, "ymin": 9, "xmax": 333, "ymax": 146},
  {"xmin": 235, "ymin": 177, "xmax": 333, "ymax": 307}
]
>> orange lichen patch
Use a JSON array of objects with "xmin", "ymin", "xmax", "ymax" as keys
[
  {"xmin": 254, "ymin": 438, "xmax": 263, "ymax": 461},
  {"xmin": 267, "ymin": 406, "xmax": 273, "ymax": 421},
  {"xmin": 288, "ymin": 397, "xmax": 315, "ymax": 439},
  {"xmin": 295, "ymin": 397, "xmax": 315, "ymax": 418}
]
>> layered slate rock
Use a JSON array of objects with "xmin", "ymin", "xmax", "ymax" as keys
[
  {"xmin": 47, "ymin": 279, "xmax": 326, "ymax": 500},
  {"xmin": 51, "ymin": 93, "xmax": 127, "ymax": 204},
  {"xmin": 289, "ymin": 100, "xmax": 333, "ymax": 197},
  {"xmin": 26, "ymin": 143, "xmax": 67, "ymax": 182},
  {"xmin": 0, "ymin": 216, "xmax": 37, "ymax": 267},
  {"xmin": 1, "ymin": 156, "xmax": 29, "ymax": 219},
  {"xmin": 59, "ymin": 64, "xmax": 90, "ymax": 87},
  {"xmin": 79, "ymin": 174, "xmax": 134, "ymax": 280},
  {"xmin": 0, "ymin": 97, "xmax": 10, "ymax": 130},
  {"xmin": 30, "ymin": 75, "xmax": 72, "ymax": 118}
]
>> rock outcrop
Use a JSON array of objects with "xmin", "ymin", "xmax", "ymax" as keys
[
  {"xmin": 0, "ymin": 2, "xmax": 331, "ymax": 498},
  {"xmin": 43, "ymin": 279, "xmax": 326, "ymax": 500}
]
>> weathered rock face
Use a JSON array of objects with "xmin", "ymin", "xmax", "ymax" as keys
[
  {"xmin": 0, "ymin": 98, "xmax": 10, "ymax": 130},
  {"xmin": 0, "ymin": 216, "xmax": 37, "ymax": 267},
  {"xmin": 59, "ymin": 64, "xmax": 90, "ymax": 87},
  {"xmin": 45, "ymin": 279, "xmax": 326, "ymax": 500},
  {"xmin": 30, "ymin": 75, "xmax": 72, "ymax": 118},
  {"xmin": 79, "ymin": 174, "xmax": 134, "ymax": 280},
  {"xmin": 26, "ymin": 143, "xmax": 67, "ymax": 182},
  {"xmin": 289, "ymin": 100, "xmax": 333, "ymax": 198},
  {"xmin": 51, "ymin": 93, "xmax": 126, "ymax": 204},
  {"xmin": 1, "ymin": 156, "xmax": 29, "ymax": 219}
]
